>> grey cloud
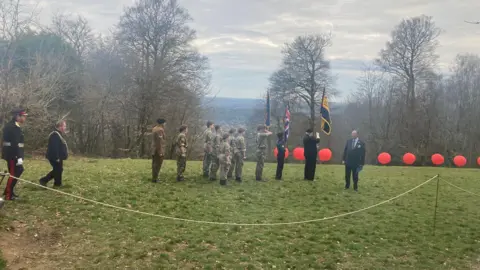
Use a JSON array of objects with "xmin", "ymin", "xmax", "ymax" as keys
[{"xmin": 30, "ymin": 0, "xmax": 480, "ymax": 99}]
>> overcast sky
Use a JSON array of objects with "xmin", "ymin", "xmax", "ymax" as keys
[{"xmin": 33, "ymin": 0, "xmax": 480, "ymax": 100}]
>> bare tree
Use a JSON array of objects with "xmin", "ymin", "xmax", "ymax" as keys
[
  {"xmin": 115, "ymin": 0, "xmax": 210, "ymax": 157},
  {"xmin": 375, "ymin": 15, "xmax": 441, "ymax": 149},
  {"xmin": 269, "ymin": 34, "xmax": 336, "ymax": 130}
]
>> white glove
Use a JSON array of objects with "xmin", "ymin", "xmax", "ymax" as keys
[{"xmin": 16, "ymin": 158, "xmax": 23, "ymax": 166}]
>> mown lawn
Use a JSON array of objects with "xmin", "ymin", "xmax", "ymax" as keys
[{"xmin": 0, "ymin": 158, "xmax": 479, "ymax": 269}]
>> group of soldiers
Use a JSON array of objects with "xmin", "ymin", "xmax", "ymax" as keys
[{"xmin": 151, "ymin": 119, "xmax": 274, "ymax": 185}]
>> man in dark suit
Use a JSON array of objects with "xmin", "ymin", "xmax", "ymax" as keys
[
  {"xmin": 40, "ymin": 120, "xmax": 68, "ymax": 187},
  {"xmin": 303, "ymin": 128, "xmax": 320, "ymax": 180},
  {"xmin": 342, "ymin": 130, "xmax": 366, "ymax": 191}
]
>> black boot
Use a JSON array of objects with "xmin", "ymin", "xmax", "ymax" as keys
[
  {"xmin": 220, "ymin": 180, "xmax": 227, "ymax": 186},
  {"xmin": 39, "ymin": 178, "xmax": 47, "ymax": 187},
  {"xmin": 235, "ymin": 177, "xmax": 242, "ymax": 182}
]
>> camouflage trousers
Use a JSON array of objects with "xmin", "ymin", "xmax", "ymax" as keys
[
  {"xmin": 255, "ymin": 149, "xmax": 266, "ymax": 180},
  {"xmin": 233, "ymin": 152, "xmax": 244, "ymax": 179},
  {"xmin": 209, "ymin": 154, "xmax": 220, "ymax": 179},
  {"xmin": 177, "ymin": 156, "xmax": 187, "ymax": 179},
  {"xmin": 227, "ymin": 152, "xmax": 236, "ymax": 178},
  {"xmin": 203, "ymin": 151, "xmax": 213, "ymax": 176},
  {"xmin": 219, "ymin": 156, "xmax": 231, "ymax": 181}
]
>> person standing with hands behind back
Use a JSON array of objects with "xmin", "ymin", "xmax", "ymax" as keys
[
  {"xmin": 176, "ymin": 125, "xmax": 188, "ymax": 182},
  {"xmin": 342, "ymin": 129, "xmax": 366, "ymax": 192},
  {"xmin": 303, "ymin": 128, "xmax": 320, "ymax": 181},
  {"xmin": 40, "ymin": 120, "xmax": 68, "ymax": 187},
  {"xmin": 151, "ymin": 118, "xmax": 166, "ymax": 183}
]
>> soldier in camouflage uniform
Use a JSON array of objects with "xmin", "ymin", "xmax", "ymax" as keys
[
  {"xmin": 175, "ymin": 125, "xmax": 188, "ymax": 182},
  {"xmin": 226, "ymin": 128, "xmax": 237, "ymax": 179},
  {"xmin": 209, "ymin": 125, "xmax": 222, "ymax": 180},
  {"xmin": 234, "ymin": 128, "xmax": 246, "ymax": 182},
  {"xmin": 255, "ymin": 124, "xmax": 272, "ymax": 181},
  {"xmin": 203, "ymin": 121, "xmax": 215, "ymax": 177},
  {"xmin": 218, "ymin": 133, "xmax": 232, "ymax": 186}
]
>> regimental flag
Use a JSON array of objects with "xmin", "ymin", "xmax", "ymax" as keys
[
  {"xmin": 265, "ymin": 91, "xmax": 271, "ymax": 127},
  {"xmin": 321, "ymin": 96, "xmax": 331, "ymax": 135},
  {"xmin": 284, "ymin": 104, "xmax": 290, "ymax": 142}
]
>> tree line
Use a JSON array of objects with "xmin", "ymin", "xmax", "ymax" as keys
[
  {"xmin": 1, "ymin": 1, "xmax": 478, "ymax": 166},
  {"xmin": 0, "ymin": 0, "xmax": 210, "ymax": 159},
  {"xmin": 267, "ymin": 15, "xmax": 480, "ymax": 166}
]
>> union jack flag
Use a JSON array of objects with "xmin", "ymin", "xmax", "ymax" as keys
[{"xmin": 284, "ymin": 104, "xmax": 290, "ymax": 143}]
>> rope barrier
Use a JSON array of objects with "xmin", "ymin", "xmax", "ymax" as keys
[
  {"xmin": 443, "ymin": 179, "xmax": 480, "ymax": 197},
  {"xmin": 4, "ymin": 174, "xmax": 439, "ymax": 226}
]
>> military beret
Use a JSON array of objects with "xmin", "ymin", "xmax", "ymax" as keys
[
  {"xmin": 157, "ymin": 118, "xmax": 166, "ymax": 124},
  {"xmin": 306, "ymin": 128, "xmax": 313, "ymax": 133},
  {"xmin": 222, "ymin": 133, "xmax": 230, "ymax": 140},
  {"xmin": 237, "ymin": 128, "xmax": 245, "ymax": 133},
  {"xmin": 11, "ymin": 108, "xmax": 27, "ymax": 116},
  {"xmin": 229, "ymin": 128, "xmax": 236, "ymax": 134},
  {"xmin": 257, "ymin": 124, "xmax": 266, "ymax": 131}
]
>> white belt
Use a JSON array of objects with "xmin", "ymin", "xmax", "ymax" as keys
[{"xmin": 3, "ymin": 142, "xmax": 24, "ymax": 147}]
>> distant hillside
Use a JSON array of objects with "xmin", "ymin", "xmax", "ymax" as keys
[{"xmin": 202, "ymin": 96, "xmax": 345, "ymax": 125}]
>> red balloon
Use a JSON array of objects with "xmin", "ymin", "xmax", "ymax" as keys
[
  {"xmin": 477, "ymin": 157, "xmax": 480, "ymax": 166},
  {"xmin": 403, "ymin": 152, "xmax": 416, "ymax": 165},
  {"xmin": 318, "ymin": 148, "xmax": 332, "ymax": 162},
  {"xmin": 293, "ymin": 147, "xmax": 305, "ymax": 161},
  {"xmin": 431, "ymin": 153, "xmax": 444, "ymax": 166},
  {"xmin": 453, "ymin": 155, "xmax": 467, "ymax": 167},
  {"xmin": 273, "ymin": 147, "xmax": 290, "ymax": 158},
  {"xmin": 377, "ymin": 152, "xmax": 391, "ymax": 165}
]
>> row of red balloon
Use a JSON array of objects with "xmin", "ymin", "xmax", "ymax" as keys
[
  {"xmin": 274, "ymin": 147, "xmax": 332, "ymax": 161},
  {"xmin": 274, "ymin": 147, "xmax": 473, "ymax": 167},
  {"xmin": 377, "ymin": 152, "xmax": 470, "ymax": 167}
]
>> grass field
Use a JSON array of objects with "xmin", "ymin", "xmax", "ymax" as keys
[{"xmin": 0, "ymin": 158, "xmax": 479, "ymax": 269}]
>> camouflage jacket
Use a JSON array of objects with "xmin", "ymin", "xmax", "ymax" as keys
[
  {"xmin": 228, "ymin": 135, "xmax": 237, "ymax": 153},
  {"xmin": 212, "ymin": 133, "xmax": 222, "ymax": 155},
  {"xmin": 176, "ymin": 132, "xmax": 188, "ymax": 157},
  {"xmin": 235, "ymin": 135, "xmax": 246, "ymax": 157},
  {"xmin": 218, "ymin": 141, "xmax": 231, "ymax": 164},
  {"xmin": 256, "ymin": 132, "xmax": 269, "ymax": 150},
  {"xmin": 204, "ymin": 129, "xmax": 214, "ymax": 153}
]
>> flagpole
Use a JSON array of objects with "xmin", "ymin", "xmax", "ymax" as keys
[{"xmin": 320, "ymin": 87, "xmax": 326, "ymax": 135}]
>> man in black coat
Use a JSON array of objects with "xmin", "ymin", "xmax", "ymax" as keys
[
  {"xmin": 40, "ymin": 120, "xmax": 68, "ymax": 187},
  {"xmin": 342, "ymin": 130, "xmax": 366, "ymax": 191},
  {"xmin": 303, "ymin": 129, "xmax": 320, "ymax": 181},
  {"xmin": 2, "ymin": 109, "xmax": 27, "ymax": 201}
]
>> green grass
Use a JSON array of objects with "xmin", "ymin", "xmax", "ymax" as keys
[{"xmin": 1, "ymin": 158, "xmax": 479, "ymax": 269}]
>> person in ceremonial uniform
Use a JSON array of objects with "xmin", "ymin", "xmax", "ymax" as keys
[
  {"xmin": 2, "ymin": 109, "xmax": 27, "ymax": 201},
  {"xmin": 255, "ymin": 124, "xmax": 272, "ymax": 181},
  {"xmin": 39, "ymin": 120, "xmax": 68, "ymax": 187},
  {"xmin": 303, "ymin": 129, "xmax": 320, "ymax": 181},
  {"xmin": 209, "ymin": 125, "xmax": 222, "ymax": 181},
  {"xmin": 218, "ymin": 133, "xmax": 232, "ymax": 186},
  {"xmin": 275, "ymin": 132, "xmax": 286, "ymax": 180},
  {"xmin": 203, "ymin": 121, "xmax": 215, "ymax": 177},
  {"xmin": 226, "ymin": 128, "xmax": 237, "ymax": 179},
  {"xmin": 175, "ymin": 125, "xmax": 188, "ymax": 182},
  {"xmin": 233, "ymin": 128, "xmax": 246, "ymax": 182},
  {"xmin": 150, "ymin": 118, "xmax": 166, "ymax": 183},
  {"xmin": 342, "ymin": 130, "xmax": 366, "ymax": 191}
]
